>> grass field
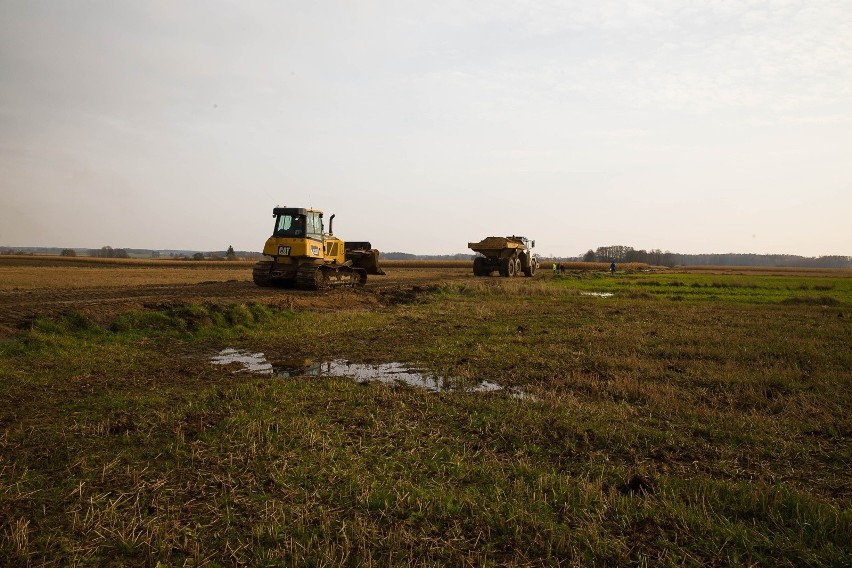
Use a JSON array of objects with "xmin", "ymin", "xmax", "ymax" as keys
[{"xmin": 0, "ymin": 265, "xmax": 850, "ymax": 566}]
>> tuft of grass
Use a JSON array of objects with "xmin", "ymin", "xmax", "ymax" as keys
[{"xmin": 110, "ymin": 302, "xmax": 288, "ymax": 337}]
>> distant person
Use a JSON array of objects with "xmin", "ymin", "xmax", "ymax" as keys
[
  {"xmin": 610, "ymin": 262, "xmax": 616, "ymax": 274},
  {"xmin": 552, "ymin": 263, "xmax": 557, "ymax": 273}
]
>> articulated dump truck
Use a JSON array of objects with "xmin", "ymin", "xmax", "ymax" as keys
[
  {"xmin": 468, "ymin": 236, "xmax": 538, "ymax": 277},
  {"xmin": 252, "ymin": 207, "xmax": 385, "ymax": 291}
]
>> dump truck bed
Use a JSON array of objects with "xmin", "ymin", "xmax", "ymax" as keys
[{"xmin": 468, "ymin": 236, "xmax": 527, "ymax": 253}]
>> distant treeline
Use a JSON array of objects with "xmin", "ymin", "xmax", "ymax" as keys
[
  {"xmin": 0, "ymin": 246, "xmax": 264, "ymax": 260},
  {"xmin": 3, "ymin": 245, "xmax": 849, "ymax": 269},
  {"xmin": 583, "ymin": 246, "xmax": 851, "ymax": 269}
]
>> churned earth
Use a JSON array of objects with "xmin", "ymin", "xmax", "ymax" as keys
[{"xmin": 0, "ymin": 256, "xmax": 474, "ymax": 335}]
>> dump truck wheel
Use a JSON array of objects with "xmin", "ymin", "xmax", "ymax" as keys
[
  {"xmin": 513, "ymin": 258, "xmax": 521, "ymax": 277},
  {"xmin": 500, "ymin": 257, "xmax": 515, "ymax": 277},
  {"xmin": 473, "ymin": 257, "xmax": 487, "ymax": 276}
]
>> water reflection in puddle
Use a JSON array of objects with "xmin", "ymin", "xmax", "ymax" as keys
[
  {"xmin": 211, "ymin": 349, "xmax": 525, "ymax": 397},
  {"xmin": 210, "ymin": 348, "xmax": 273, "ymax": 374}
]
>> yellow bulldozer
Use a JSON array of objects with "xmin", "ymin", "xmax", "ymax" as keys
[{"xmin": 252, "ymin": 207, "xmax": 385, "ymax": 290}]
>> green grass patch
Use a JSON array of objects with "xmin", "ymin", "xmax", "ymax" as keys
[{"xmin": 551, "ymin": 271, "xmax": 852, "ymax": 305}]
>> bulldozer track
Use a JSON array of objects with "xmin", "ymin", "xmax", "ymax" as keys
[
  {"xmin": 295, "ymin": 264, "xmax": 324, "ymax": 290},
  {"xmin": 295, "ymin": 264, "xmax": 367, "ymax": 291}
]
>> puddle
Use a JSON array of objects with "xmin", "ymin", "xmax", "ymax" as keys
[
  {"xmin": 210, "ymin": 349, "xmax": 526, "ymax": 397},
  {"xmin": 582, "ymin": 291, "xmax": 614, "ymax": 298},
  {"xmin": 210, "ymin": 348, "xmax": 273, "ymax": 374}
]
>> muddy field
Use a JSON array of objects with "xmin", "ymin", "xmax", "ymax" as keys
[
  {"xmin": 2, "ymin": 256, "xmax": 847, "ymax": 336},
  {"xmin": 0, "ymin": 256, "xmax": 473, "ymax": 334}
]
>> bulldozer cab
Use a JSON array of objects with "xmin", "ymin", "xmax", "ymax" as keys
[{"xmin": 272, "ymin": 208, "xmax": 323, "ymax": 241}]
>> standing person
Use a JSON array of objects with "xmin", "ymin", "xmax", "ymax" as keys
[
  {"xmin": 610, "ymin": 261, "xmax": 616, "ymax": 274},
  {"xmin": 552, "ymin": 262, "xmax": 557, "ymax": 273}
]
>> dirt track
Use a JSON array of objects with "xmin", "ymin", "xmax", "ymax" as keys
[{"xmin": 0, "ymin": 259, "xmax": 473, "ymax": 334}]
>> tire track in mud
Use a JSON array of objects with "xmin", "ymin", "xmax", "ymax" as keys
[
  {"xmin": 0, "ymin": 281, "xmax": 295, "ymax": 330},
  {"xmin": 0, "ymin": 269, "xmax": 475, "ymax": 333}
]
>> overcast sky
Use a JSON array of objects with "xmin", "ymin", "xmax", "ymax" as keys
[{"xmin": 1, "ymin": 1, "xmax": 850, "ymax": 257}]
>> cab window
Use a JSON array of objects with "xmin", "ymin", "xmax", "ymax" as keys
[
  {"xmin": 273, "ymin": 214, "xmax": 304, "ymax": 237},
  {"xmin": 306, "ymin": 212, "xmax": 323, "ymax": 240}
]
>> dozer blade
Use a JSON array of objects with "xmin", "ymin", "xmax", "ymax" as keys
[{"xmin": 345, "ymin": 246, "xmax": 386, "ymax": 275}]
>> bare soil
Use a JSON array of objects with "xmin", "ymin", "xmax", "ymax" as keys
[{"xmin": 0, "ymin": 257, "xmax": 473, "ymax": 334}]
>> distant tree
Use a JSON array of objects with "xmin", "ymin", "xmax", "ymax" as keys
[
  {"xmin": 583, "ymin": 249, "xmax": 596, "ymax": 262},
  {"xmin": 226, "ymin": 245, "xmax": 236, "ymax": 260},
  {"xmin": 192, "ymin": 252, "xmax": 204, "ymax": 261},
  {"xmin": 382, "ymin": 252, "xmax": 418, "ymax": 260},
  {"xmin": 60, "ymin": 249, "xmax": 77, "ymax": 257},
  {"xmin": 87, "ymin": 246, "xmax": 129, "ymax": 258},
  {"xmin": 595, "ymin": 246, "xmax": 632, "ymax": 262},
  {"xmin": 625, "ymin": 248, "xmax": 649, "ymax": 263}
]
